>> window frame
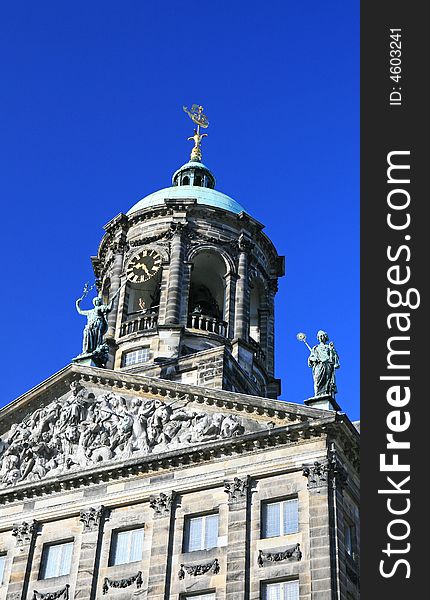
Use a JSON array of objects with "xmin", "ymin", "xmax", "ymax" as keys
[
  {"xmin": 183, "ymin": 512, "xmax": 219, "ymax": 553},
  {"xmin": 261, "ymin": 578, "xmax": 300, "ymax": 600},
  {"xmin": 0, "ymin": 553, "xmax": 7, "ymax": 586},
  {"xmin": 121, "ymin": 347, "xmax": 151, "ymax": 367},
  {"xmin": 261, "ymin": 497, "xmax": 299, "ymax": 538},
  {"xmin": 108, "ymin": 526, "xmax": 145, "ymax": 567},
  {"xmin": 39, "ymin": 539, "xmax": 74, "ymax": 580},
  {"xmin": 182, "ymin": 593, "xmax": 216, "ymax": 600}
]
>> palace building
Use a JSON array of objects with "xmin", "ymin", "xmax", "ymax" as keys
[{"xmin": 0, "ymin": 107, "xmax": 359, "ymax": 600}]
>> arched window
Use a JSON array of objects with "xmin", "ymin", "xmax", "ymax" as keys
[
  {"xmin": 194, "ymin": 175, "xmax": 202, "ymax": 187},
  {"xmin": 188, "ymin": 252, "xmax": 226, "ymax": 321},
  {"xmin": 182, "ymin": 175, "xmax": 190, "ymax": 185},
  {"xmin": 250, "ymin": 280, "xmax": 264, "ymax": 343}
]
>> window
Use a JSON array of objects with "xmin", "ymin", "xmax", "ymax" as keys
[
  {"xmin": 122, "ymin": 347, "xmax": 150, "ymax": 367},
  {"xmin": 344, "ymin": 520, "xmax": 357, "ymax": 559},
  {"xmin": 40, "ymin": 541, "xmax": 73, "ymax": 579},
  {"xmin": 262, "ymin": 498, "xmax": 299, "ymax": 538},
  {"xmin": 184, "ymin": 594, "xmax": 216, "ymax": 600},
  {"xmin": 109, "ymin": 528, "xmax": 144, "ymax": 566},
  {"xmin": 0, "ymin": 554, "xmax": 6, "ymax": 585},
  {"xmin": 184, "ymin": 514, "xmax": 219, "ymax": 552},
  {"xmin": 263, "ymin": 580, "xmax": 299, "ymax": 600}
]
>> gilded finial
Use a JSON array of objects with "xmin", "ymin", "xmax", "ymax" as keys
[{"xmin": 183, "ymin": 104, "xmax": 209, "ymax": 162}]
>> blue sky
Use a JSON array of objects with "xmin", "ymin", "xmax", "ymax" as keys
[{"xmin": 0, "ymin": 1, "xmax": 359, "ymax": 419}]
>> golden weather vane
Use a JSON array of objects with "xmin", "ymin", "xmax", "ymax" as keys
[{"xmin": 183, "ymin": 104, "xmax": 209, "ymax": 162}]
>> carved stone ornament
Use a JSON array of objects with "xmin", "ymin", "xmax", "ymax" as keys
[
  {"xmin": 80, "ymin": 506, "xmax": 106, "ymax": 532},
  {"xmin": 224, "ymin": 476, "xmax": 250, "ymax": 505},
  {"xmin": 12, "ymin": 520, "xmax": 37, "ymax": 546},
  {"xmin": 257, "ymin": 543, "xmax": 302, "ymax": 567},
  {"xmin": 302, "ymin": 461, "xmax": 330, "ymax": 490},
  {"xmin": 32, "ymin": 585, "xmax": 70, "ymax": 600},
  {"xmin": 0, "ymin": 382, "xmax": 252, "ymax": 488},
  {"xmin": 178, "ymin": 558, "xmax": 220, "ymax": 580},
  {"xmin": 102, "ymin": 571, "xmax": 142, "ymax": 594},
  {"xmin": 149, "ymin": 491, "xmax": 175, "ymax": 518}
]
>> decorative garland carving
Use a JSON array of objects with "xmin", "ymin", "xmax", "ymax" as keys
[
  {"xmin": 102, "ymin": 571, "xmax": 142, "ymax": 594},
  {"xmin": 32, "ymin": 584, "xmax": 70, "ymax": 600},
  {"xmin": 178, "ymin": 558, "xmax": 220, "ymax": 580},
  {"xmin": 257, "ymin": 543, "xmax": 302, "ymax": 567}
]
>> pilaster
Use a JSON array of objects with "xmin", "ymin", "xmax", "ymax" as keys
[
  {"xmin": 74, "ymin": 506, "xmax": 108, "ymax": 600},
  {"xmin": 165, "ymin": 223, "xmax": 186, "ymax": 325},
  {"xmin": 224, "ymin": 476, "xmax": 250, "ymax": 600},
  {"xmin": 234, "ymin": 234, "xmax": 252, "ymax": 341},
  {"xmin": 146, "ymin": 491, "xmax": 176, "ymax": 599},
  {"xmin": 6, "ymin": 520, "xmax": 38, "ymax": 600}
]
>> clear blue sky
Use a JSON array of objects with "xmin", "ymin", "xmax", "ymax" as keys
[{"xmin": 0, "ymin": 1, "xmax": 359, "ymax": 420}]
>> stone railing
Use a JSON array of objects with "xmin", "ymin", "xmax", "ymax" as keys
[
  {"xmin": 249, "ymin": 336, "xmax": 266, "ymax": 364},
  {"xmin": 187, "ymin": 313, "xmax": 228, "ymax": 338},
  {"xmin": 120, "ymin": 312, "xmax": 158, "ymax": 337}
]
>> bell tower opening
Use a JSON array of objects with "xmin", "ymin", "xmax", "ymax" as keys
[
  {"xmin": 249, "ymin": 279, "xmax": 264, "ymax": 343},
  {"xmin": 187, "ymin": 251, "xmax": 227, "ymax": 336}
]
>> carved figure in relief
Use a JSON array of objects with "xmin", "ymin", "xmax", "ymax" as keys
[{"xmin": 0, "ymin": 381, "xmax": 250, "ymax": 488}]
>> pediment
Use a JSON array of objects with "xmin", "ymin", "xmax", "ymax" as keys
[{"xmin": 0, "ymin": 364, "xmax": 334, "ymax": 492}]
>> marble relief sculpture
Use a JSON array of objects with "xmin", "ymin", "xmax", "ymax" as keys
[{"xmin": 0, "ymin": 382, "xmax": 247, "ymax": 488}]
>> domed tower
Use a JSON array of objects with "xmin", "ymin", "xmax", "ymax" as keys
[{"xmin": 86, "ymin": 106, "xmax": 285, "ymax": 398}]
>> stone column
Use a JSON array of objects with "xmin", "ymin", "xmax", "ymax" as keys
[
  {"xmin": 224, "ymin": 476, "xmax": 250, "ymax": 600},
  {"xmin": 147, "ymin": 492, "xmax": 176, "ymax": 599},
  {"xmin": 266, "ymin": 280, "xmax": 278, "ymax": 376},
  {"xmin": 7, "ymin": 520, "xmax": 38, "ymax": 600},
  {"xmin": 74, "ymin": 506, "xmax": 108, "ymax": 600},
  {"xmin": 107, "ymin": 240, "xmax": 126, "ymax": 337},
  {"xmin": 302, "ymin": 462, "xmax": 335, "ymax": 600},
  {"xmin": 165, "ymin": 224, "xmax": 186, "ymax": 324},
  {"xmin": 224, "ymin": 272, "xmax": 237, "ymax": 339},
  {"xmin": 234, "ymin": 235, "xmax": 252, "ymax": 341}
]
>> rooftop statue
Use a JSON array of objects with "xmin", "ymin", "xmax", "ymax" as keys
[
  {"xmin": 75, "ymin": 282, "xmax": 124, "ymax": 367},
  {"xmin": 297, "ymin": 331, "xmax": 340, "ymax": 398}
]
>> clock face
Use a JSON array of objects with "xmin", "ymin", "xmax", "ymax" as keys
[{"xmin": 126, "ymin": 249, "xmax": 162, "ymax": 283}]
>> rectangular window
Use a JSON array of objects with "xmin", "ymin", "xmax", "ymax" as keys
[
  {"xmin": 109, "ymin": 528, "xmax": 144, "ymax": 566},
  {"xmin": 262, "ymin": 498, "xmax": 299, "ymax": 538},
  {"xmin": 0, "ymin": 554, "xmax": 6, "ymax": 585},
  {"xmin": 344, "ymin": 521, "xmax": 357, "ymax": 559},
  {"xmin": 263, "ymin": 580, "xmax": 299, "ymax": 600},
  {"xmin": 122, "ymin": 347, "xmax": 150, "ymax": 367},
  {"xmin": 40, "ymin": 541, "xmax": 73, "ymax": 579},
  {"xmin": 184, "ymin": 514, "xmax": 219, "ymax": 552},
  {"xmin": 184, "ymin": 594, "xmax": 216, "ymax": 600}
]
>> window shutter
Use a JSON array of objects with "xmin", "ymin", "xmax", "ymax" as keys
[
  {"xmin": 265, "ymin": 582, "xmax": 282, "ymax": 600},
  {"xmin": 58, "ymin": 542, "xmax": 73, "ymax": 576},
  {"xmin": 129, "ymin": 528, "xmax": 144, "ymax": 562},
  {"xmin": 187, "ymin": 517, "xmax": 203, "ymax": 552},
  {"xmin": 283, "ymin": 580, "xmax": 299, "ymax": 600},
  {"xmin": 283, "ymin": 499, "xmax": 299, "ymax": 534},
  {"xmin": 204, "ymin": 514, "xmax": 219, "ymax": 549},
  {"xmin": 113, "ymin": 531, "xmax": 130, "ymax": 565},
  {"xmin": 264, "ymin": 502, "xmax": 281, "ymax": 537}
]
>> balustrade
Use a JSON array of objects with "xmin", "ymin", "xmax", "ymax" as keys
[
  {"xmin": 120, "ymin": 312, "xmax": 158, "ymax": 337},
  {"xmin": 187, "ymin": 313, "xmax": 228, "ymax": 338}
]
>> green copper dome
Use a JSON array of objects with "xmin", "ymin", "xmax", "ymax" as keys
[{"xmin": 127, "ymin": 184, "xmax": 246, "ymax": 215}]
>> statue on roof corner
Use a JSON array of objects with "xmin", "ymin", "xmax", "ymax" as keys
[
  {"xmin": 297, "ymin": 330, "xmax": 340, "ymax": 397},
  {"xmin": 74, "ymin": 282, "xmax": 124, "ymax": 367}
]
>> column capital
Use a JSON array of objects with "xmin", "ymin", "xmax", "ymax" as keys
[
  {"xmin": 149, "ymin": 491, "xmax": 176, "ymax": 518},
  {"xmin": 79, "ymin": 505, "xmax": 108, "ymax": 533},
  {"xmin": 11, "ymin": 520, "xmax": 38, "ymax": 546},
  {"xmin": 224, "ymin": 475, "xmax": 250, "ymax": 507}
]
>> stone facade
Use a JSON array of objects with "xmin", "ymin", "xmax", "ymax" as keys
[{"xmin": 0, "ymin": 151, "xmax": 359, "ymax": 599}]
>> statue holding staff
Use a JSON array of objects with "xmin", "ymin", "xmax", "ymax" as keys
[
  {"xmin": 75, "ymin": 282, "xmax": 125, "ymax": 357},
  {"xmin": 297, "ymin": 331, "xmax": 340, "ymax": 397}
]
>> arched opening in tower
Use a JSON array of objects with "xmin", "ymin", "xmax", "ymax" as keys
[
  {"xmin": 125, "ymin": 270, "xmax": 162, "ymax": 318},
  {"xmin": 250, "ymin": 279, "xmax": 264, "ymax": 343},
  {"xmin": 188, "ymin": 252, "xmax": 226, "ymax": 323}
]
